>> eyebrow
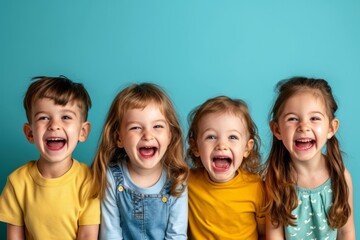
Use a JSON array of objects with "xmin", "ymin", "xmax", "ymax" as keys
[
  {"xmin": 34, "ymin": 109, "xmax": 78, "ymax": 118},
  {"xmin": 283, "ymin": 111, "xmax": 325, "ymax": 117},
  {"xmin": 125, "ymin": 119, "xmax": 168, "ymax": 125}
]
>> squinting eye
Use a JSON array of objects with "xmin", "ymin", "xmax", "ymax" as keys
[
  {"xmin": 311, "ymin": 117, "xmax": 321, "ymax": 121},
  {"xmin": 38, "ymin": 116, "xmax": 49, "ymax": 121},
  {"xmin": 229, "ymin": 135, "xmax": 238, "ymax": 140},
  {"xmin": 63, "ymin": 116, "xmax": 72, "ymax": 120},
  {"xmin": 287, "ymin": 117, "xmax": 298, "ymax": 122},
  {"xmin": 205, "ymin": 135, "xmax": 216, "ymax": 140},
  {"xmin": 154, "ymin": 125, "xmax": 164, "ymax": 129},
  {"xmin": 129, "ymin": 126, "xmax": 141, "ymax": 130}
]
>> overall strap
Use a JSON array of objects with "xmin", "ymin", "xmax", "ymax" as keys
[{"xmin": 109, "ymin": 162, "xmax": 124, "ymax": 187}]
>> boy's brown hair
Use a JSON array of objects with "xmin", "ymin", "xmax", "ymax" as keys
[{"xmin": 23, "ymin": 76, "xmax": 92, "ymax": 122}]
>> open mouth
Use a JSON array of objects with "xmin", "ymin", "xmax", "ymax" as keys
[
  {"xmin": 294, "ymin": 138, "xmax": 315, "ymax": 150},
  {"xmin": 212, "ymin": 156, "xmax": 232, "ymax": 170},
  {"xmin": 46, "ymin": 137, "xmax": 66, "ymax": 150},
  {"xmin": 139, "ymin": 146, "xmax": 158, "ymax": 158}
]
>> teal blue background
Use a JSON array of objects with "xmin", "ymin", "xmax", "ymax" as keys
[{"xmin": 1, "ymin": 0, "xmax": 359, "ymax": 237}]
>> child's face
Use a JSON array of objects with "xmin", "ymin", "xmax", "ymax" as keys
[
  {"xmin": 271, "ymin": 91, "xmax": 338, "ymax": 164},
  {"xmin": 23, "ymin": 98, "xmax": 90, "ymax": 165},
  {"xmin": 117, "ymin": 102, "xmax": 172, "ymax": 175},
  {"xmin": 194, "ymin": 112, "xmax": 254, "ymax": 183}
]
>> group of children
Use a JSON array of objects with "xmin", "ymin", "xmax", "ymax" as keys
[{"xmin": 0, "ymin": 76, "xmax": 355, "ymax": 239}]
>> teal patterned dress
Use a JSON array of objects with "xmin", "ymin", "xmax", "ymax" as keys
[{"xmin": 284, "ymin": 179, "xmax": 337, "ymax": 240}]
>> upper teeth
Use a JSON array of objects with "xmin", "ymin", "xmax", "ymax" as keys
[
  {"xmin": 48, "ymin": 138, "xmax": 62, "ymax": 141},
  {"xmin": 297, "ymin": 139, "xmax": 311, "ymax": 142}
]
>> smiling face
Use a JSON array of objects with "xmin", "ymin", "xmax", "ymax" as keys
[
  {"xmin": 194, "ymin": 112, "xmax": 254, "ymax": 183},
  {"xmin": 117, "ymin": 102, "xmax": 172, "ymax": 175},
  {"xmin": 23, "ymin": 98, "xmax": 90, "ymax": 166},
  {"xmin": 271, "ymin": 91, "xmax": 338, "ymax": 164}
]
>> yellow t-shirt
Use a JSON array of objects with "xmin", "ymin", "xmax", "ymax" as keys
[
  {"xmin": 0, "ymin": 160, "xmax": 100, "ymax": 240},
  {"xmin": 188, "ymin": 168, "xmax": 265, "ymax": 240}
]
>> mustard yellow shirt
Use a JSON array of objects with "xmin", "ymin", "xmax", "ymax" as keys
[
  {"xmin": 188, "ymin": 168, "xmax": 265, "ymax": 240},
  {"xmin": 0, "ymin": 160, "xmax": 100, "ymax": 240}
]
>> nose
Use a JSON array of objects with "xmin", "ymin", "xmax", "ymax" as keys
[
  {"xmin": 297, "ymin": 120, "xmax": 310, "ymax": 132},
  {"xmin": 216, "ymin": 140, "xmax": 228, "ymax": 150},
  {"xmin": 142, "ymin": 129, "xmax": 154, "ymax": 141},
  {"xmin": 48, "ymin": 119, "xmax": 61, "ymax": 131}
]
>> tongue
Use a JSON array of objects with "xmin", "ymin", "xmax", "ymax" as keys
[
  {"xmin": 140, "ymin": 147, "xmax": 155, "ymax": 157},
  {"xmin": 296, "ymin": 141, "xmax": 313, "ymax": 150},
  {"xmin": 47, "ymin": 141, "xmax": 65, "ymax": 150},
  {"xmin": 214, "ymin": 159, "xmax": 230, "ymax": 169}
]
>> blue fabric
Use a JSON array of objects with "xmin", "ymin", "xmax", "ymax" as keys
[
  {"xmin": 100, "ymin": 160, "xmax": 188, "ymax": 240},
  {"xmin": 285, "ymin": 178, "xmax": 337, "ymax": 240}
]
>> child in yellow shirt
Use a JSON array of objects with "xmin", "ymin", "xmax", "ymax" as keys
[
  {"xmin": 0, "ymin": 76, "xmax": 100, "ymax": 239},
  {"xmin": 186, "ymin": 96, "xmax": 265, "ymax": 240}
]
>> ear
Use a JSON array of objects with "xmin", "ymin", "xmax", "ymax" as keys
[
  {"xmin": 193, "ymin": 148, "xmax": 200, "ymax": 157},
  {"xmin": 270, "ymin": 121, "xmax": 282, "ymax": 140},
  {"xmin": 78, "ymin": 122, "xmax": 91, "ymax": 142},
  {"xmin": 327, "ymin": 118, "xmax": 339, "ymax": 139},
  {"xmin": 116, "ymin": 131, "xmax": 124, "ymax": 148},
  {"xmin": 23, "ymin": 123, "xmax": 35, "ymax": 144},
  {"xmin": 188, "ymin": 138, "xmax": 200, "ymax": 157},
  {"xmin": 244, "ymin": 139, "xmax": 254, "ymax": 158}
]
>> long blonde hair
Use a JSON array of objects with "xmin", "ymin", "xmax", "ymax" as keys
[
  {"xmin": 91, "ymin": 83, "xmax": 188, "ymax": 199},
  {"xmin": 263, "ymin": 77, "xmax": 350, "ymax": 229}
]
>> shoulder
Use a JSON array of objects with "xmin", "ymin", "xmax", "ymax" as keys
[
  {"xmin": 73, "ymin": 160, "xmax": 91, "ymax": 175},
  {"xmin": 344, "ymin": 168, "xmax": 352, "ymax": 181},
  {"xmin": 71, "ymin": 160, "xmax": 93, "ymax": 187},
  {"xmin": 238, "ymin": 170, "xmax": 263, "ymax": 184},
  {"xmin": 7, "ymin": 161, "xmax": 35, "ymax": 182}
]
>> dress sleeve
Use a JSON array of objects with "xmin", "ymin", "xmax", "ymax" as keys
[
  {"xmin": 165, "ymin": 184, "xmax": 188, "ymax": 240},
  {"xmin": 99, "ymin": 169, "xmax": 124, "ymax": 240},
  {"xmin": 0, "ymin": 177, "xmax": 24, "ymax": 226}
]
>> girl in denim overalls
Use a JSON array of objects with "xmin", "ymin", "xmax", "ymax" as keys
[{"xmin": 91, "ymin": 83, "xmax": 189, "ymax": 239}]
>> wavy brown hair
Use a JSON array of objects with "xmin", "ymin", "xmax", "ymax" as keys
[
  {"xmin": 91, "ymin": 83, "xmax": 188, "ymax": 199},
  {"xmin": 186, "ymin": 96, "xmax": 262, "ymax": 174},
  {"xmin": 263, "ymin": 77, "xmax": 350, "ymax": 229}
]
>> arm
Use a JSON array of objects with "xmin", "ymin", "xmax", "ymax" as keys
[
  {"xmin": 77, "ymin": 225, "xmax": 99, "ymax": 240},
  {"xmin": 7, "ymin": 224, "xmax": 25, "ymax": 240},
  {"xmin": 165, "ymin": 185, "xmax": 188, "ymax": 240},
  {"xmin": 266, "ymin": 216, "xmax": 285, "ymax": 240},
  {"xmin": 337, "ymin": 169, "xmax": 356, "ymax": 240},
  {"xmin": 99, "ymin": 170, "xmax": 123, "ymax": 240}
]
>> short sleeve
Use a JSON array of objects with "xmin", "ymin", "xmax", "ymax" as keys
[
  {"xmin": 0, "ymin": 178, "xmax": 24, "ymax": 226},
  {"xmin": 78, "ymin": 176, "xmax": 100, "ymax": 225}
]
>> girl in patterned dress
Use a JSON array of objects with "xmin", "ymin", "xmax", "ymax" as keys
[{"xmin": 263, "ymin": 77, "xmax": 355, "ymax": 239}]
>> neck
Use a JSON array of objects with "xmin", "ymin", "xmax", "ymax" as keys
[
  {"xmin": 127, "ymin": 162, "xmax": 163, "ymax": 188},
  {"xmin": 37, "ymin": 158, "xmax": 73, "ymax": 178},
  {"xmin": 291, "ymin": 155, "xmax": 329, "ymax": 188}
]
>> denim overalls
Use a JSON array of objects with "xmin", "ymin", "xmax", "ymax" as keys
[{"xmin": 109, "ymin": 162, "xmax": 172, "ymax": 239}]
